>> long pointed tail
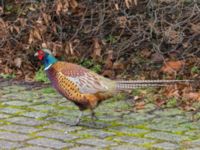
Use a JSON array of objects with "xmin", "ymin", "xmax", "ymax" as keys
[{"xmin": 116, "ymin": 80, "xmax": 193, "ymax": 90}]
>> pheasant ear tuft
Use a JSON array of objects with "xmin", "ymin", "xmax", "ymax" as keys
[{"xmin": 41, "ymin": 48, "xmax": 52, "ymax": 55}]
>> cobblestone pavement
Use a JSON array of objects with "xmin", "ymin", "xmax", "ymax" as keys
[{"xmin": 0, "ymin": 82, "xmax": 200, "ymax": 150}]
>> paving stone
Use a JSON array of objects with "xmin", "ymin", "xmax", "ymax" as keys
[
  {"xmin": 46, "ymin": 115, "xmax": 76, "ymax": 124},
  {"xmin": 77, "ymin": 138, "xmax": 117, "ymax": 147},
  {"xmin": 187, "ymin": 148, "xmax": 200, "ymax": 150},
  {"xmin": 27, "ymin": 138, "xmax": 73, "ymax": 149},
  {"xmin": 110, "ymin": 127, "xmax": 149, "ymax": 135},
  {"xmin": 23, "ymin": 111, "xmax": 47, "ymax": 118},
  {"xmin": 185, "ymin": 130, "xmax": 200, "ymax": 137},
  {"xmin": 0, "ymin": 113, "xmax": 10, "ymax": 119},
  {"xmin": 1, "ymin": 107, "xmax": 23, "ymax": 114},
  {"xmin": 0, "ymin": 139, "xmax": 23, "ymax": 149},
  {"xmin": 145, "ymin": 132, "xmax": 188, "ymax": 142},
  {"xmin": 69, "ymin": 146, "xmax": 98, "ymax": 150},
  {"xmin": 111, "ymin": 145, "xmax": 147, "ymax": 150},
  {"xmin": 44, "ymin": 123, "xmax": 82, "ymax": 132},
  {"xmin": 37, "ymin": 130, "xmax": 78, "ymax": 141},
  {"xmin": 77, "ymin": 129, "xmax": 115, "ymax": 138},
  {"xmin": 0, "ymin": 124, "xmax": 39, "ymax": 134},
  {"xmin": 148, "ymin": 124, "xmax": 189, "ymax": 133},
  {"xmin": 123, "ymin": 113, "xmax": 155, "ymax": 122},
  {"xmin": 151, "ymin": 116, "xmax": 189, "ymax": 125},
  {"xmin": 3, "ymin": 100, "xmax": 31, "ymax": 106},
  {"xmin": 6, "ymin": 116, "xmax": 47, "ymax": 126},
  {"xmin": 114, "ymin": 136, "xmax": 155, "ymax": 145},
  {"xmin": 19, "ymin": 146, "xmax": 53, "ymax": 150},
  {"xmin": 191, "ymin": 139, "xmax": 200, "ymax": 146},
  {"xmin": 31, "ymin": 105, "xmax": 54, "ymax": 111},
  {"xmin": 0, "ymin": 131, "xmax": 30, "ymax": 141},
  {"xmin": 153, "ymin": 142, "xmax": 180, "ymax": 150},
  {"xmin": 2, "ymin": 85, "xmax": 200, "ymax": 150},
  {"xmin": 153, "ymin": 108, "xmax": 183, "ymax": 116}
]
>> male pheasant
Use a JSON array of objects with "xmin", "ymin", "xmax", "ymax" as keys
[{"xmin": 35, "ymin": 48, "xmax": 192, "ymax": 125}]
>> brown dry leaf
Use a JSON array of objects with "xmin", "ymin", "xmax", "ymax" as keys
[
  {"xmin": 102, "ymin": 70, "xmax": 114, "ymax": 78},
  {"xmin": 104, "ymin": 50, "xmax": 113, "ymax": 69},
  {"xmin": 64, "ymin": 42, "xmax": 74, "ymax": 55},
  {"xmin": 0, "ymin": 6, "xmax": 3, "ymax": 14},
  {"xmin": 191, "ymin": 23, "xmax": 200, "ymax": 34},
  {"xmin": 62, "ymin": 0, "xmax": 69, "ymax": 13},
  {"xmin": 183, "ymin": 92, "xmax": 200, "ymax": 101},
  {"xmin": 42, "ymin": 13, "xmax": 51, "ymax": 25},
  {"xmin": 69, "ymin": 0, "xmax": 78, "ymax": 9},
  {"xmin": 125, "ymin": 0, "xmax": 136, "ymax": 8},
  {"xmin": 117, "ymin": 16, "xmax": 127, "ymax": 28},
  {"xmin": 0, "ymin": 19, "xmax": 8, "ymax": 37},
  {"xmin": 160, "ymin": 60, "xmax": 185, "ymax": 74},
  {"xmin": 33, "ymin": 29, "xmax": 42, "ymax": 40},
  {"xmin": 155, "ymin": 98, "xmax": 166, "ymax": 107},
  {"xmin": 92, "ymin": 38, "xmax": 102, "ymax": 60},
  {"xmin": 151, "ymin": 53, "xmax": 163, "ymax": 63},
  {"xmin": 18, "ymin": 18, "xmax": 27, "ymax": 27},
  {"xmin": 114, "ymin": 3, "xmax": 119, "ymax": 10},
  {"xmin": 14, "ymin": 57, "xmax": 22, "ymax": 68},
  {"xmin": 113, "ymin": 61, "xmax": 125, "ymax": 70},
  {"xmin": 55, "ymin": 0, "xmax": 63, "ymax": 15},
  {"xmin": 182, "ymin": 105, "xmax": 196, "ymax": 111},
  {"xmin": 135, "ymin": 101, "xmax": 145, "ymax": 110},
  {"xmin": 134, "ymin": 0, "xmax": 138, "ymax": 6},
  {"xmin": 140, "ymin": 48, "xmax": 152, "ymax": 58},
  {"xmin": 163, "ymin": 85, "xmax": 181, "ymax": 98},
  {"xmin": 28, "ymin": 30, "xmax": 34, "ymax": 44},
  {"xmin": 164, "ymin": 27, "xmax": 180, "ymax": 44}
]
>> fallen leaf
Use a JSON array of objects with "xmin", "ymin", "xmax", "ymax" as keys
[
  {"xmin": 55, "ymin": 0, "xmax": 63, "ymax": 15},
  {"xmin": 155, "ymin": 98, "xmax": 166, "ymax": 107},
  {"xmin": 164, "ymin": 27, "xmax": 180, "ymax": 44},
  {"xmin": 64, "ymin": 42, "xmax": 74, "ymax": 55},
  {"xmin": 113, "ymin": 61, "xmax": 125, "ymax": 70},
  {"xmin": 14, "ymin": 57, "xmax": 22, "ymax": 68},
  {"xmin": 141, "ymin": 48, "xmax": 152, "ymax": 58},
  {"xmin": 183, "ymin": 92, "xmax": 200, "ymax": 101},
  {"xmin": 117, "ymin": 16, "xmax": 127, "ymax": 28},
  {"xmin": 160, "ymin": 60, "xmax": 185, "ymax": 74},
  {"xmin": 134, "ymin": 0, "xmax": 138, "ymax": 6},
  {"xmin": 104, "ymin": 50, "xmax": 113, "ymax": 69},
  {"xmin": 69, "ymin": 0, "xmax": 78, "ymax": 9},
  {"xmin": 125, "ymin": 0, "xmax": 131, "ymax": 8},
  {"xmin": 182, "ymin": 105, "xmax": 196, "ymax": 111},
  {"xmin": 191, "ymin": 23, "xmax": 200, "ymax": 34},
  {"xmin": 151, "ymin": 53, "xmax": 163, "ymax": 63},
  {"xmin": 163, "ymin": 85, "xmax": 181, "ymax": 98},
  {"xmin": 92, "ymin": 38, "xmax": 102, "ymax": 60},
  {"xmin": 102, "ymin": 70, "xmax": 114, "ymax": 78},
  {"xmin": 62, "ymin": 0, "xmax": 69, "ymax": 13},
  {"xmin": 135, "ymin": 101, "xmax": 145, "ymax": 110},
  {"xmin": 42, "ymin": 13, "xmax": 51, "ymax": 25},
  {"xmin": 114, "ymin": 3, "xmax": 119, "ymax": 10}
]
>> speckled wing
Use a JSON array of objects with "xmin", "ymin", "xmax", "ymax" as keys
[{"xmin": 60, "ymin": 63, "xmax": 113, "ymax": 94}]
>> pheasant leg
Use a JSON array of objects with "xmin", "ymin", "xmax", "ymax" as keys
[{"xmin": 72, "ymin": 111, "xmax": 83, "ymax": 126}]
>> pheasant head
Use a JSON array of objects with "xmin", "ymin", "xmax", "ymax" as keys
[{"xmin": 35, "ymin": 49, "xmax": 58, "ymax": 70}]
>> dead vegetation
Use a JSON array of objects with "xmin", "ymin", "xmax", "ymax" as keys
[{"xmin": 0, "ymin": 0, "xmax": 199, "ymax": 108}]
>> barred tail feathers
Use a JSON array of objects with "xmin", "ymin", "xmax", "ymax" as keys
[{"xmin": 116, "ymin": 80, "xmax": 193, "ymax": 90}]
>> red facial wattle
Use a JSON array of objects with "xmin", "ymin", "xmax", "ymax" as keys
[{"xmin": 37, "ymin": 50, "xmax": 45, "ymax": 60}]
